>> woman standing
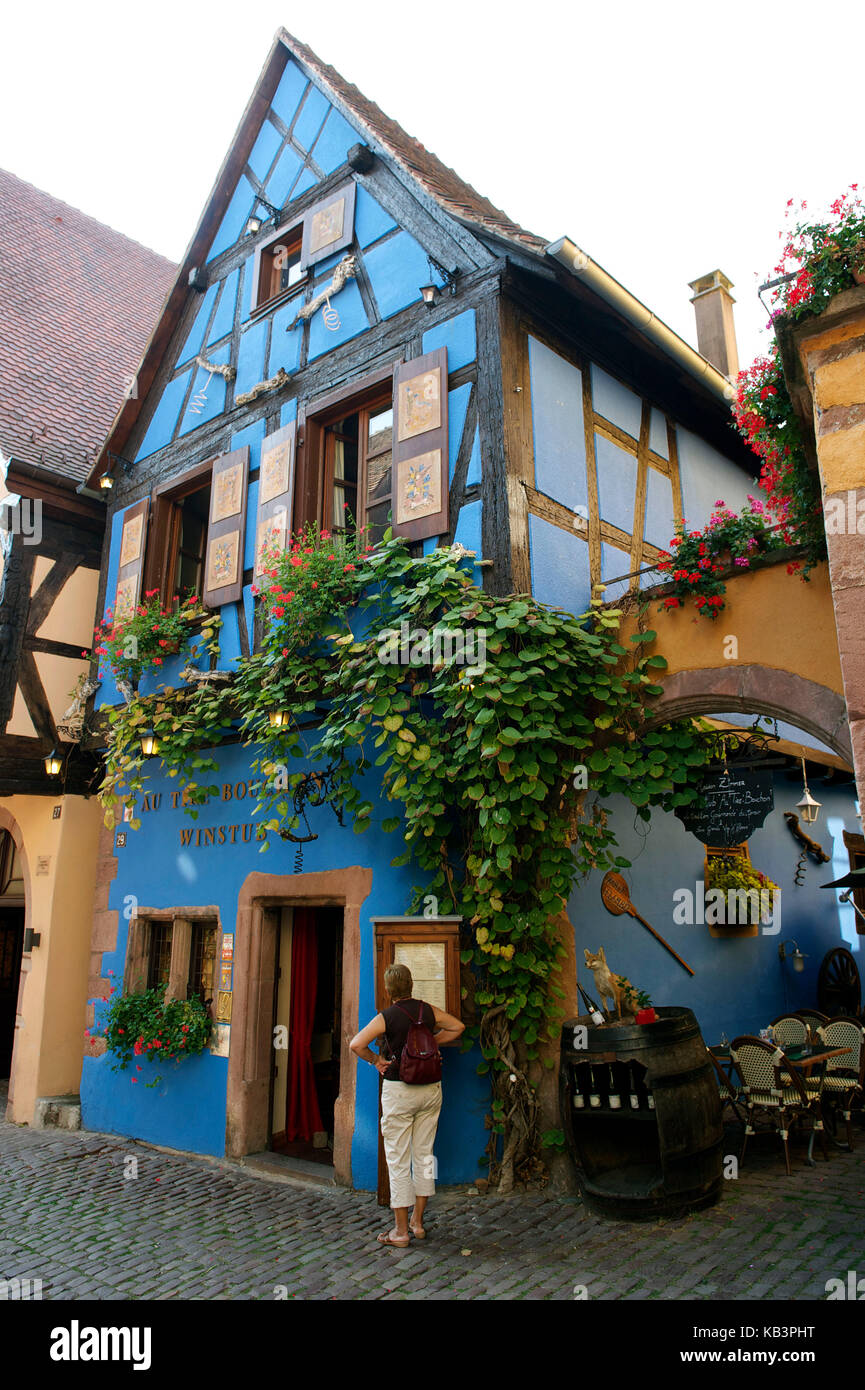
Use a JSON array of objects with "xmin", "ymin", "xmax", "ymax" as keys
[{"xmin": 350, "ymin": 963, "xmax": 464, "ymax": 1247}]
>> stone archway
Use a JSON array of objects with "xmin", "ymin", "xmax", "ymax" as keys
[
  {"xmin": 0, "ymin": 808, "xmax": 32, "ymax": 1113},
  {"xmin": 650, "ymin": 665, "xmax": 853, "ymax": 766},
  {"xmin": 226, "ymin": 866, "xmax": 372, "ymax": 1186}
]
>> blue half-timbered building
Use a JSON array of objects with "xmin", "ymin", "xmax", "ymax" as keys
[{"xmin": 81, "ymin": 30, "xmax": 862, "ymax": 1189}]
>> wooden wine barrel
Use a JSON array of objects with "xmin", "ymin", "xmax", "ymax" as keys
[{"xmin": 560, "ymin": 1006, "xmax": 723, "ymax": 1220}]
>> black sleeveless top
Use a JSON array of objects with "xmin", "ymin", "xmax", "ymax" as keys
[{"xmin": 380, "ymin": 998, "xmax": 435, "ymax": 1081}]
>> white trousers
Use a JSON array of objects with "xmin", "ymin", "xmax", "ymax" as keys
[{"xmin": 380, "ymin": 1080, "xmax": 442, "ymax": 1210}]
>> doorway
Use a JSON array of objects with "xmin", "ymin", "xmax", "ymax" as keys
[
  {"xmin": 0, "ymin": 907, "xmax": 25, "ymax": 1079},
  {"xmin": 269, "ymin": 905, "xmax": 343, "ymax": 1167}
]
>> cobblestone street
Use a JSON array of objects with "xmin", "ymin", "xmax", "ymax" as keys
[{"xmin": 1, "ymin": 1109, "xmax": 863, "ymax": 1302}]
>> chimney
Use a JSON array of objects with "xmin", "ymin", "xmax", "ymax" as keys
[{"xmin": 688, "ymin": 270, "xmax": 739, "ymax": 381}]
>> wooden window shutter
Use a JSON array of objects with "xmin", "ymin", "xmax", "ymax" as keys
[
  {"xmin": 202, "ymin": 446, "xmax": 250, "ymax": 608},
  {"xmin": 254, "ymin": 423, "xmax": 296, "ymax": 578},
  {"xmin": 113, "ymin": 497, "xmax": 150, "ymax": 620},
  {"xmin": 300, "ymin": 182, "xmax": 357, "ymax": 271},
  {"xmin": 391, "ymin": 347, "xmax": 449, "ymax": 543}
]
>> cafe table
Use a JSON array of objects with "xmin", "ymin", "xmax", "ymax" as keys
[{"xmin": 710, "ymin": 1043, "xmax": 852, "ymax": 1164}]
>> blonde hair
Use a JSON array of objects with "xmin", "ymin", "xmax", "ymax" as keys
[{"xmin": 384, "ymin": 963, "xmax": 413, "ymax": 999}]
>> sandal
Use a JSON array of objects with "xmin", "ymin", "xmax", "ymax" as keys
[
  {"xmin": 409, "ymin": 1222, "xmax": 426, "ymax": 1240},
  {"xmin": 377, "ymin": 1231, "xmax": 410, "ymax": 1247}
]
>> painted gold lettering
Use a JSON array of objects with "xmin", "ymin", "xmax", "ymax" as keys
[
  {"xmin": 234, "ymin": 782, "xmax": 248, "ymax": 800},
  {"xmin": 222, "ymin": 784, "xmax": 233, "ymax": 801}
]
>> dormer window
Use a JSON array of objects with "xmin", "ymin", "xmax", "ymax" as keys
[{"xmin": 251, "ymin": 221, "xmax": 305, "ymax": 313}]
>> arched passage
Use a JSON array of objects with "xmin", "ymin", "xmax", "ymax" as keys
[
  {"xmin": 650, "ymin": 665, "xmax": 852, "ymax": 766},
  {"xmin": 0, "ymin": 809, "xmax": 32, "ymax": 1109}
]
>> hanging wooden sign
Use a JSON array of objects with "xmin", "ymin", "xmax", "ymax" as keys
[{"xmin": 675, "ymin": 767, "xmax": 774, "ymax": 848}]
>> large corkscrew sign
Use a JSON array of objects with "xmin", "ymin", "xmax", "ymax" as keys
[{"xmin": 674, "ymin": 766, "xmax": 775, "ymax": 848}]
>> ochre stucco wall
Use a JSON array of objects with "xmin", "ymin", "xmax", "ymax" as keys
[
  {"xmin": 620, "ymin": 560, "xmax": 841, "ymax": 692},
  {"xmin": 4, "ymin": 793, "xmax": 101, "ymax": 1123}
]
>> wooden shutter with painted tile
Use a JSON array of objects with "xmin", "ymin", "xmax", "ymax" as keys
[
  {"xmin": 113, "ymin": 498, "xmax": 150, "ymax": 620},
  {"xmin": 253, "ymin": 423, "xmax": 295, "ymax": 579},
  {"xmin": 202, "ymin": 446, "xmax": 249, "ymax": 608},
  {"xmin": 300, "ymin": 182, "xmax": 357, "ymax": 271},
  {"xmin": 391, "ymin": 348, "xmax": 449, "ymax": 543}
]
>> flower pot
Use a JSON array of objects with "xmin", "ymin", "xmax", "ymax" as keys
[
  {"xmin": 853, "ymin": 266, "xmax": 865, "ymax": 286},
  {"xmin": 635, "ymin": 1008, "xmax": 657, "ymax": 1025}
]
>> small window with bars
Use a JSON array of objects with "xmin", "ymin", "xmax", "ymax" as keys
[
  {"xmin": 187, "ymin": 921, "xmax": 218, "ymax": 1005},
  {"xmin": 147, "ymin": 921, "xmax": 173, "ymax": 991}
]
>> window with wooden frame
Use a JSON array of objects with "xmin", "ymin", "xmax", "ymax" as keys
[
  {"xmin": 297, "ymin": 366, "xmax": 397, "ymax": 545},
  {"xmin": 323, "ymin": 398, "xmax": 393, "ymax": 542},
  {"xmin": 142, "ymin": 448, "xmax": 249, "ymax": 610},
  {"xmin": 144, "ymin": 461, "xmax": 213, "ymax": 605},
  {"xmin": 249, "ymin": 220, "xmax": 306, "ymax": 315},
  {"xmin": 126, "ymin": 911, "xmax": 220, "ymax": 1010}
]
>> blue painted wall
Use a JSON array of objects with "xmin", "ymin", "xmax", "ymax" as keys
[
  {"xmin": 678, "ymin": 425, "xmax": 757, "ymax": 531},
  {"xmin": 572, "ymin": 773, "xmax": 860, "ymax": 1042},
  {"xmin": 528, "ymin": 336, "xmax": 587, "ymax": 512},
  {"xmin": 82, "ymin": 742, "xmax": 488, "ymax": 1186},
  {"xmin": 529, "ymin": 516, "xmax": 591, "ymax": 616}
]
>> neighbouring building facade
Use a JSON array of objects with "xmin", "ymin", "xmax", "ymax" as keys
[
  {"xmin": 78, "ymin": 30, "xmax": 862, "ymax": 1190},
  {"xmin": 0, "ymin": 169, "xmax": 174, "ymax": 1126}
]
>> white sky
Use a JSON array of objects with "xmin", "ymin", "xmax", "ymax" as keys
[{"xmin": 2, "ymin": 0, "xmax": 862, "ymax": 368}]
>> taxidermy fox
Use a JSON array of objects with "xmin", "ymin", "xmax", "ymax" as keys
[{"xmin": 584, "ymin": 947, "xmax": 637, "ymax": 1019}]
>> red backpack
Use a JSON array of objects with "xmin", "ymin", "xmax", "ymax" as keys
[{"xmin": 395, "ymin": 1000, "xmax": 442, "ymax": 1085}]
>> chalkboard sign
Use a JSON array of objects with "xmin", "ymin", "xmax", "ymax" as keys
[{"xmin": 675, "ymin": 767, "xmax": 774, "ymax": 848}]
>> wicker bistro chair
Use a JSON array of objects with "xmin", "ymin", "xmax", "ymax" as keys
[
  {"xmin": 770, "ymin": 1015, "xmax": 808, "ymax": 1049},
  {"xmin": 730, "ymin": 1035, "xmax": 829, "ymax": 1175},
  {"xmin": 805, "ymin": 1017, "xmax": 865, "ymax": 1150},
  {"xmin": 707, "ymin": 1047, "xmax": 745, "ymax": 1124},
  {"xmin": 794, "ymin": 1010, "xmax": 829, "ymax": 1034}
]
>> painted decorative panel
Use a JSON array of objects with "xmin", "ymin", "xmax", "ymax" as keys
[
  {"xmin": 529, "ymin": 515, "xmax": 591, "ymax": 618},
  {"xmin": 590, "ymin": 364, "xmax": 642, "ymax": 441},
  {"xmin": 595, "ymin": 433, "xmax": 638, "ymax": 534},
  {"xmin": 527, "ymin": 337, "xmax": 587, "ymax": 511}
]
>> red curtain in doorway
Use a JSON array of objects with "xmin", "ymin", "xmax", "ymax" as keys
[{"xmin": 285, "ymin": 908, "xmax": 324, "ymax": 1142}]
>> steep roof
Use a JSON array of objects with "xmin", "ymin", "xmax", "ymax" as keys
[
  {"xmin": 280, "ymin": 30, "xmax": 548, "ymax": 257},
  {"xmin": 0, "ymin": 168, "xmax": 175, "ymax": 482}
]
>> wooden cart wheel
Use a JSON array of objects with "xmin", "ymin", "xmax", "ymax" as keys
[{"xmin": 817, "ymin": 947, "xmax": 861, "ymax": 1018}]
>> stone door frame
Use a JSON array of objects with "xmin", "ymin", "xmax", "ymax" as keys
[{"xmin": 226, "ymin": 866, "xmax": 372, "ymax": 1186}]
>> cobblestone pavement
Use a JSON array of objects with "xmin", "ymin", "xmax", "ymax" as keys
[{"xmin": 0, "ymin": 1111, "xmax": 863, "ymax": 1301}]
